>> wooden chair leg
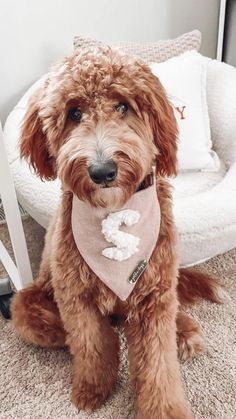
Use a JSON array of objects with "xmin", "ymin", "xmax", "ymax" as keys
[{"xmin": 0, "ymin": 121, "xmax": 32, "ymax": 291}]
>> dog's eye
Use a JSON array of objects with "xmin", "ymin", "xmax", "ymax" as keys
[
  {"xmin": 114, "ymin": 103, "xmax": 129, "ymax": 116},
  {"xmin": 68, "ymin": 108, "xmax": 82, "ymax": 123}
]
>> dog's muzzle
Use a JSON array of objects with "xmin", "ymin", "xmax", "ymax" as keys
[{"xmin": 88, "ymin": 160, "xmax": 117, "ymax": 184}]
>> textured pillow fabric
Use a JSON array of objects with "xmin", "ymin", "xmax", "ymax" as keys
[
  {"xmin": 150, "ymin": 51, "xmax": 220, "ymax": 172},
  {"xmin": 73, "ymin": 30, "xmax": 201, "ymax": 64}
]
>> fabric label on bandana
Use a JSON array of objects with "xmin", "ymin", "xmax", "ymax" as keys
[{"xmin": 71, "ymin": 184, "xmax": 160, "ymax": 300}]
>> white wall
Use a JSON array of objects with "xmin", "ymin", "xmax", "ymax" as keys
[{"xmin": 0, "ymin": 0, "xmax": 220, "ymax": 122}]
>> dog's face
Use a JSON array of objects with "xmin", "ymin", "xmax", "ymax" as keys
[{"xmin": 21, "ymin": 47, "xmax": 177, "ymax": 208}]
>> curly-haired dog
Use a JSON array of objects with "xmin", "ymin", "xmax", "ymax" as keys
[{"xmin": 11, "ymin": 47, "xmax": 221, "ymax": 418}]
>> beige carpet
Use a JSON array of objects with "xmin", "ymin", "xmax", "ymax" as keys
[{"xmin": 0, "ymin": 217, "xmax": 235, "ymax": 419}]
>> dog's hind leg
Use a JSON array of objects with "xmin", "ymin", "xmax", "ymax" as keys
[
  {"xmin": 11, "ymin": 280, "xmax": 66, "ymax": 348},
  {"xmin": 176, "ymin": 311, "xmax": 205, "ymax": 361},
  {"xmin": 176, "ymin": 268, "xmax": 222, "ymax": 360},
  {"xmin": 11, "ymin": 214, "xmax": 66, "ymax": 348}
]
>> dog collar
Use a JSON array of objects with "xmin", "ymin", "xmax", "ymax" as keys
[{"xmin": 71, "ymin": 182, "xmax": 160, "ymax": 300}]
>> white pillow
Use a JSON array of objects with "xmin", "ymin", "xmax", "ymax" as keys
[{"xmin": 150, "ymin": 51, "xmax": 220, "ymax": 172}]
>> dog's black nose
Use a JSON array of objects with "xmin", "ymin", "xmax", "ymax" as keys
[{"xmin": 88, "ymin": 160, "xmax": 117, "ymax": 184}]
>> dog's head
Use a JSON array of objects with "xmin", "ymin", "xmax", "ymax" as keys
[{"xmin": 21, "ymin": 47, "xmax": 177, "ymax": 208}]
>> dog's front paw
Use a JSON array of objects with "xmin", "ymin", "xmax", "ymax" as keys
[
  {"xmin": 136, "ymin": 408, "xmax": 194, "ymax": 419},
  {"xmin": 136, "ymin": 400, "xmax": 194, "ymax": 419},
  {"xmin": 71, "ymin": 381, "xmax": 111, "ymax": 412}
]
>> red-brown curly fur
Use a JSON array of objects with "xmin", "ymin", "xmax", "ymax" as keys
[{"xmin": 11, "ymin": 47, "xmax": 221, "ymax": 418}]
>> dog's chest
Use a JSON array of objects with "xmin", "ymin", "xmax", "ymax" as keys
[{"xmin": 71, "ymin": 184, "xmax": 161, "ymax": 301}]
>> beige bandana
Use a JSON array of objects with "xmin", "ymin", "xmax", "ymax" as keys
[{"xmin": 71, "ymin": 183, "xmax": 160, "ymax": 300}]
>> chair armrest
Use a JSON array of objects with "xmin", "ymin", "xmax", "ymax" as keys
[{"xmin": 206, "ymin": 59, "xmax": 236, "ymax": 168}]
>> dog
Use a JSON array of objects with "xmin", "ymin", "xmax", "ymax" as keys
[{"xmin": 11, "ymin": 46, "xmax": 221, "ymax": 418}]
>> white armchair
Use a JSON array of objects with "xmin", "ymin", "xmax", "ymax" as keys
[
  {"xmin": 173, "ymin": 58, "xmax": 236, "ymax": 265},
  {"xmin": 3, "ymin": 58, "xmax": 236, "ymax": 266}
]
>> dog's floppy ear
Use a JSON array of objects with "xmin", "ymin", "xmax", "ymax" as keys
[
  {"xmin": 142, "ymin": 71, "xmax": 178, "ymax": 177},
  {"xmin": 20, "ymin": 89, "xmax": 56, "ymax": 180}
]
